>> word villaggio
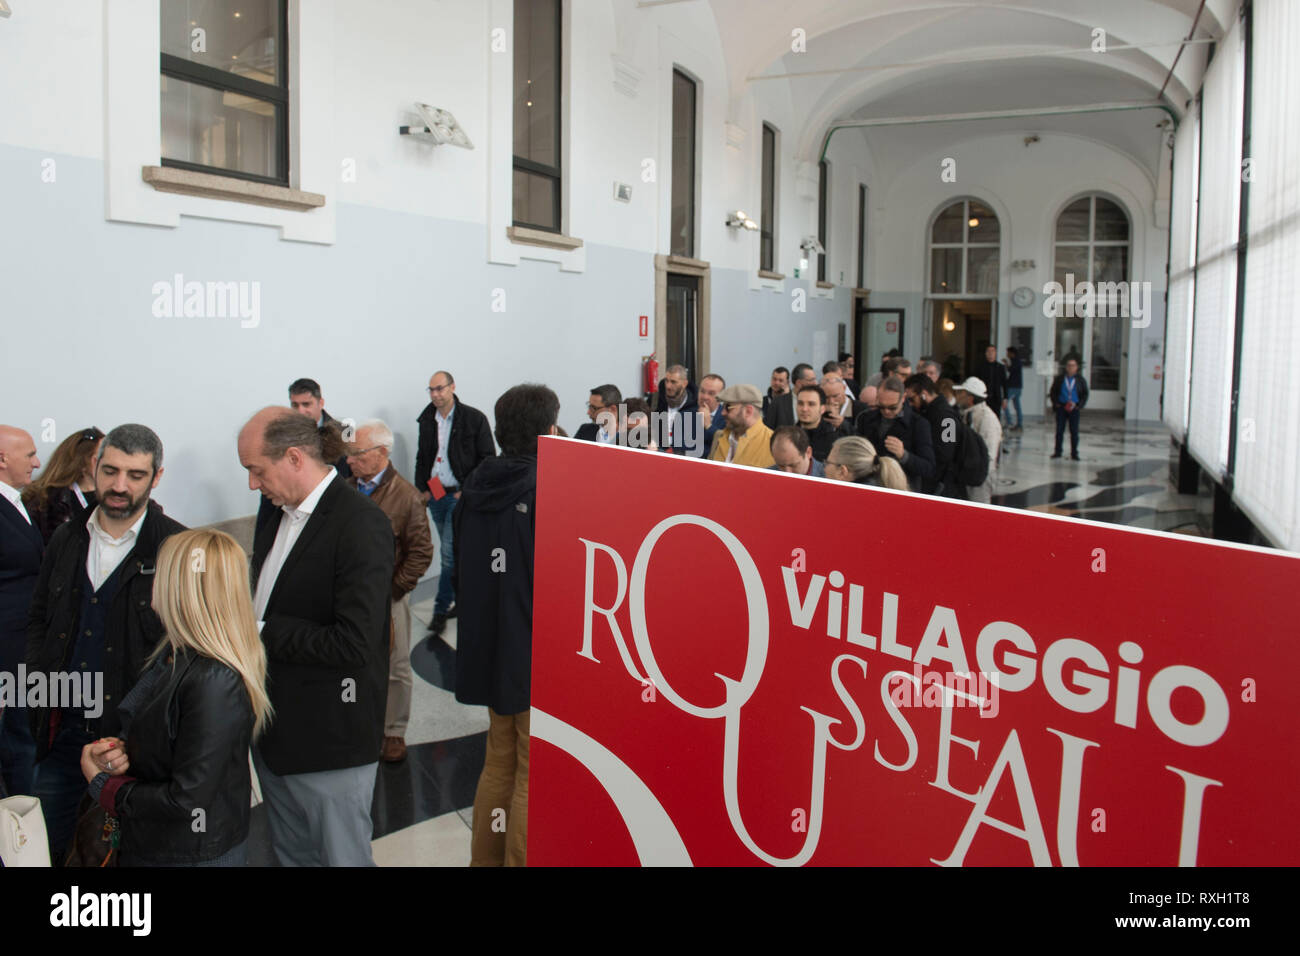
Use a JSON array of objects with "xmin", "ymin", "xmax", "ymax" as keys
[
  {"xmin": 578, "ymin": 515, "xmax": 1232, "ymax": 867},
  {"xmin": 150, "ymin": 273, "xmax": 261, "ymax": 329}
]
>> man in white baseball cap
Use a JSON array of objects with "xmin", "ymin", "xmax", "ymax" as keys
[{"xmin": 953, "ymin": 377, "xmax": 1002, "ymax": 503}]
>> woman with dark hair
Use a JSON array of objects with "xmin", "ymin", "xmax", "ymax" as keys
[{"xmin": 22, "ymin": 427, "xmax": 103, "ymax": 543}]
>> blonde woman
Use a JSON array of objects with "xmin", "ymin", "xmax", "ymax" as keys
[
  {"xmin": 825, "ymin": 436, "xmax": 910, "ymax": 491},
  {"xmin": 79, "ymin": 529, "xmax": 271, "ymax": 866}
]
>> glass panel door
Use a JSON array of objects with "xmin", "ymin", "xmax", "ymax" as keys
[{"xmin": 666, "ymin": 273, "xmax": 699, "ymax": 380}]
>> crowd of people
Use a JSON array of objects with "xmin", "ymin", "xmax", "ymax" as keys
[
  {"xmin": 0, "ymin": 347, "xmax": 1090, "ymax": 869},
  {"xmin": 574, "ymin": 346, "xmax": 1089, "ymax": 502}
]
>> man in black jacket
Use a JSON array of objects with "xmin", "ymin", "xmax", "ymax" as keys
[
  {"xmin": 574, "ymin": 384, "xmax": 621, "ymax": 443},
  {"xmin": 454, "ymin": 383, "xmax": 558, "ymax": 867},
  {"xmin": 0, "ymin": 425, "xmax": 43, "ymax": 797},
  {"xmin": 240, "ymin": 407, "xmax": 395, "ymax": 866},
  {"xmin": 649, "ymin": 365, "xmax": 702, "ymax": 455},
  {"xmin": 974, "ymin": 345, "xmax": 1008, "ymax": 423},
  {"xmin": 1049, "ymin": 357, "xmax": 1090, "ymax": 460},
  {"xmin": 905, "ymin": 374, "xmax": 964, "ymax": 497},
  {"xmin": 764, "ymin": 363, "xmax": 815, "ymax": 429},
  {"xmin": 415, "ymin": 370, "xmax": 496, "ymax": 637},
  {"xmin": 25, "ymin": 423, "xmax": 184, "ymax": 861},
  {"xmin": 853, "ymin": 376, "xmax": 937, "ymax": 492}
]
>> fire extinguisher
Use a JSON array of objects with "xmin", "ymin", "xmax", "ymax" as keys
[{"xmin": 643, "ymin": 353, "xmax": 659, "ymax": 397}]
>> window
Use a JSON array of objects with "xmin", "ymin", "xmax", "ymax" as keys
[
  {"xmin": 817, "ymin": 160, "xmax": 829, "ymax": 282},
  {"xmin": 670, "ymin": 69, "xmax": 697, "ymax": 258},
  {"xmin": 1163, "ymin": 112, "xmax": 1200, "ymax": 440},
  {"xmin": 513, "ymin": 0, "xmax": 562, "ymax": 232},
  {"xmin": 160, "ymin": 1, "xmax": 288, "ymax": 185},
  {"xmin": 760, "ymin": 124, "xmax": 777, "ymax": 272},
  {"xmin": 929, "ymin": 198, "xmax": 999, "ymax": 295},
  {"xmin": 857, "ymin": 184, "xmax": 868, "ymax": 288},
  {"xmin": 1053, "ymin": 195, "xmax": 1132, "ymax": 391}
]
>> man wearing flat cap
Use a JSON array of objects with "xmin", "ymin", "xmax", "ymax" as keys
[{"xmin": 708, "ymin": 385, "xmax": 775, "ymax": 468}]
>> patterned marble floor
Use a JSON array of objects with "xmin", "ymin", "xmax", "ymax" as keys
[{"xmin": 244, "ymin": 411, "xmax": 1198, "ymax": 865}]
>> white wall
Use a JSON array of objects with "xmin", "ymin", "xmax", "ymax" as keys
[{"xmin": 0, "ymin": 1, "xmax": 1169, "ymax": 528}]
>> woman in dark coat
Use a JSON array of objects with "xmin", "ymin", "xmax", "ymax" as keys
[{"xmin": 79, "ymin": 529, "xmax": 273, "ymax": 866}]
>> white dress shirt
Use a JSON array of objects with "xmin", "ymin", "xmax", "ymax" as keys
[
  {"xmin": 0, "ymin": 481, "xmax": 30, "ymax": 524},
  {"xmin": 86, "ymin": 505, "xmax": 149, "ymax": 591},
  {"xmin": 434, "ymin": 406, "xmax": 456, "ymax": 488},
  {"xmin": 253, "ymin": 470, "xmax": 336, "ymax": 622}
]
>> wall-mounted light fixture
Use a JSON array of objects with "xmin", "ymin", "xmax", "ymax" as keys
[
  {"xmin": 726, "ymin": 210, "xmax": 758, "ymax": 230},
  {"xmin": 0, "ymin": 2, "xmax": 12, "ymax": 19},
  {"xmin": 399, "ymin": 103, "xmax": 474, "ymax": 149},
  {"xmin": 798, "ymin": 235, "xmax": 825, "ymax": 273}
]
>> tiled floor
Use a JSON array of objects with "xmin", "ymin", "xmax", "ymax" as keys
[{"xmin": 246, "ymin": 411, "xmax": 1200, "ymax": 865}]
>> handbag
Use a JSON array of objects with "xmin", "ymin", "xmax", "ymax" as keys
[
  {"xmin": 65, "ymin": 795, "xmax": 120, "ymax": 868},
  {"xmin": 0, "ymin": 794, "xmax": 51, "ymax": 867}
]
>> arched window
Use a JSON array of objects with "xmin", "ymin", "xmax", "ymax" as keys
[
  {"xmin": 1053, "ymin": 195, "xmax": 1131, "ymax": 391},
  {"xmin": 1053, "ymin": 195, "xmax": 1130, "ymax": 286},
  {"xmin": 929, "ymin": 199, "xmax": 999, "ymax": 295}
]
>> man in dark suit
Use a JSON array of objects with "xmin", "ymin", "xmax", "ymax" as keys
[
  {"xmin": 574, "ymin": 384, "xmax": 621, "ymax": 443},
  {"xmin": 0, "ymin": 425, "xmax": 42, "ymax": 796},
  {"xmin": 415, "ymin": 370, "xmax": 496, "ymax": 637},
  {"xmin": 974, "ymin": 345, "xmax": 1008, "ymax": 423},
  {"xmin": 1049, "ymin": 357, "xmax": 1090, "ymax": 460},
  {"xmin": 239, "ymin": 408, "xmax": 395, "ymax": 866},
  {"xmin": 764, "ymin": 363, "xmax": 815, "ymax": 429}
]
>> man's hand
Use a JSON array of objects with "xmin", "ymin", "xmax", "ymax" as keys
[
  {"xmin": 883, "ymin": 435, "xmax": 904, "ymax": 458},
  {"xmin": 420, "ymin": 490, "xmax": 432, "ymax": 503},
  {"xmin": 825, "ymin": 411, "xmax": 844, "ymax": 430}
]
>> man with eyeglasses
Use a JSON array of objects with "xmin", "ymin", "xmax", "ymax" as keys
[
  {"xmin": 575, "ymin": 385, "xmax": 621, "ymax": 444},
  {"xmin": 346, "ymin": 421, "xmax": 433, "ymax": 763},
  {"xmin": 852, "ymin": 375, "xmax": 936, "ymax": 493},
  {"xmin": 416, "ymin": 371, "xmax": 495, "ymax": 638},
  {"xmin": 709, "ymin": 385, "xmax": 775, "ymax": 468}
]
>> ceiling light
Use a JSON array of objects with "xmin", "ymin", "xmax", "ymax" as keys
[{"xmin": 968, "ymin": 217, "xmax": 980, "ymax": 228}]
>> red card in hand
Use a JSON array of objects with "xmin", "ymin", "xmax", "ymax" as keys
[
  {"xmin": 427, "ymin": 476, "xmax": 447, "ymax": 500},
  {"xmin": 1064, "ymin": 401, "xmax": 1077, "ymax": 413}
]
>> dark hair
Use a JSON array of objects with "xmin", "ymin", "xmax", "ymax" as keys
[
  {"xmin": 262, "ymin": 411, "xmax": 344, "ymax": 464},
  {"xmin": 1006, "ymin": 346, "xmax": 1018, "ymax": 357},
  {"xmin": 883, "ymin": 357, "xmax": 904, "ymax": 375},
  {"xmin": 796, "ymin": 384, "xmax": 827, "ymax": 405},
  {"xmin": 288, "ymin": 378, "xmax": 322, "ymax": 399},
  {"xmin": 101, "ymin": 424, "xmax": 164, "ymax": 475},
  {"xmin": 590, "ymin": 384, "xmax": 622, "ymax": 407},
  {"xmin": 822, "ymin": 360, "xmax": 842, "ymax": 375},
  {"xmin": 22, "ymin": 426, "xmax": 104, "ymax": 508},
  {"xmin": 771, "ymin": 366, "xmax": 790, "ymax": 377},
  {"xmin": 791, "ymin": 363, "xmax": 815, "ymax": 383},
  {"xmin": 879, "ymin": 375, "xmax": 905, "ymax": 396},
  {"xmin": 494, "ymin": 383, "xmax": 559, "ymax": 456},
  {"xmin": 838, "ymin": 352, "xmax": 853, "ymax": 364},
  {"xmin": 771, "ymin": 425, "xmax": 811, "ymax": 455},
  {"xmin": 623, "ymin": 397, "xmax": 650, "ymax": 417},
  {"xmin": 903, "ymin": 373, "xmax": 938, "ymax": 397}
]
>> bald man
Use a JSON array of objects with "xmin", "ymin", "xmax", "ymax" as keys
[
  {"xmin": 0, "ymin": 426, "xmax": 42, "ymax": 796},
  {"xmin": 239, "ymin": 407, "xmax": 394, "ymax": 866}
]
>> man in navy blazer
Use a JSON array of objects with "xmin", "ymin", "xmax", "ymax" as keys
[
  {"xmin": 0, "ymin": 425, "xmax": 43, "ymax": 796},
  {"xmin": 239, "ymin": 408, "xmax": 394, "ymax": 866}
]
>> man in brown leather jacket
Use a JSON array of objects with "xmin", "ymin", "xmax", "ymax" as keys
[{"xmin": 345, "ymin": 420, "xmax": 434, "ymax": 763}]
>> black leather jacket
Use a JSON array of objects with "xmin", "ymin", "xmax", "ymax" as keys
[
  {"xmin": 414, "ymin": 396, "xmax": 496, "ymax": 490},
  {"xmin": 106, "ymin": 650, "xmax": 254, "ymax": 864}
]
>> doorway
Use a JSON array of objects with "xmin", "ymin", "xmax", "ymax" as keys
[
  {"xmin": 1049, "ymin": 306, "xmax": 1125, "ymax": 411},
  {"xmin": 856, "ymin": 305, "xmax": 904, "ymax": 380},
  {"xmin": 925, "ymin": 299, "xmax": 995, "ymax": 381},
  {"xmin": 654, "ymin": 254, "xmax": 711, "ymax": 390}
]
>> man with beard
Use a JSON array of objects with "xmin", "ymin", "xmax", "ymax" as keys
[
  {"xmin": 26, "ymin": 424, "xmax": 185, "ymax": 862},
  {"xmin": 649, "ymin": 365, "xmax": 701, "ymax": 455}
]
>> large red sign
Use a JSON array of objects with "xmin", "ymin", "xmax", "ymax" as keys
[{"xmin": 529, "ymin": 438, "xmax": 1300, "ymax": 866}]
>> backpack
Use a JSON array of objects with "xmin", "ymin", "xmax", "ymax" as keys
[{"xmin": 955, "ymin": 418, "xmax": 990, "ymax": 486}]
